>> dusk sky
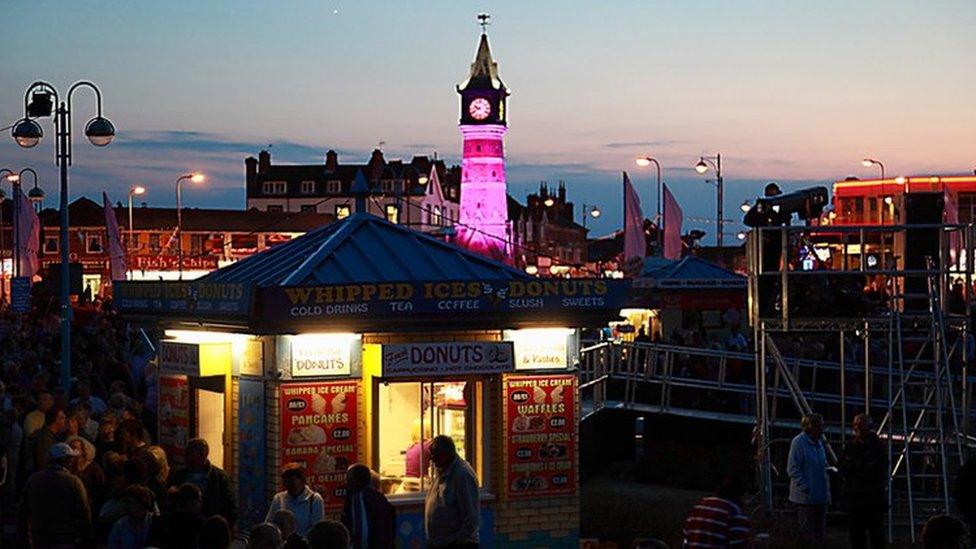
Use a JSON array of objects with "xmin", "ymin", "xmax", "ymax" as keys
[{"xmin": 1, "ymin": 1, "xmax": 974, "ymax": 238}]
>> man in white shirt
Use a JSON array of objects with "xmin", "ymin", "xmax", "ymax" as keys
[{"xmin": 266, "ymin": 464, "xmax": 325, "ymax": 536}]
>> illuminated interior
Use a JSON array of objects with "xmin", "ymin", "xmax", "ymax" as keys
[
  {"xmin": 196, "ymin": 388, "xmax": 225, "ymax": 467},
  {"xmin": 376, "ymin": 380, "xmax": 481, "ymax": 496}
]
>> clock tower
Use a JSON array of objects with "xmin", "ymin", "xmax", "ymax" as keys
[{"xmin": 456, "ymin": 18, "xmax": 512, "ymax": 263}]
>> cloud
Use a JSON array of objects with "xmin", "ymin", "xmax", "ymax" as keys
[{"xmin": 604, "ymin": 140, "xmax": 684, "ymax": 149}]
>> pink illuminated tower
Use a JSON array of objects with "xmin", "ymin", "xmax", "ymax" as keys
[{"xmin": 456, "ymin": 17, "xmax": 512, "ymax": 264}]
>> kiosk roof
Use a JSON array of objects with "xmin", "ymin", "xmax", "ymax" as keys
[{"xmin": 202, "ymin": 212, "xmax": 529, "ymax": 287}]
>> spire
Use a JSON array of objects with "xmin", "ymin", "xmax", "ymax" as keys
[
  {"xmin": 351, "ymin": 169, "xmax": 369, "ymax": 214},
  {"xmin": 459, "ymin": 26, "xmax": 505, "ymax": 91}
]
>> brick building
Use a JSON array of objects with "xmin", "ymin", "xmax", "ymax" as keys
[
  {"xmin": 4, "ymin": 197, "xmax": 334, "ymax": 295},
  {"xmin": 509, "ymin": 182, "xmax": 589, "ymax": 274},
  {"xmin": 245, "ymin": 148, "xmax": 461, "ymax": 233}
]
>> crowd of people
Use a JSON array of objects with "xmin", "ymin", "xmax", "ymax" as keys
[{"xmin": 0, "ymin": 301, "xmax": 485, "ymax": 548}]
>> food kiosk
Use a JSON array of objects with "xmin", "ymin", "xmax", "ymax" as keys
[
  {"xmin": 630, "ymin": 255, "xmax": 747, "ymax": 341},
  {"xmin": 116, "ymin": 211, "xmax": 628, "ymax": 548}
]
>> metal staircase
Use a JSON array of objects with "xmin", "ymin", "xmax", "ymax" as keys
[{"xmin": 882, "ymin": 257, "xmax": 965, "ymax": 542}]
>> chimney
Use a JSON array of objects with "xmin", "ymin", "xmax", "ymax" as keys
[
  {"xmin": 368, "ymin": 148, "xmax": 385, "ymax": 181},
  {"xmin": 245, "ymin": 156, "xmax": 258, "ymax": 187},
  {"xmin": 325, "ymin": 150, "xmax": 338, "ymax": 172},
  {"xmin": 369, "ymin": 148, "xmax": 385, "ymax": 165},
  {"xmin": 258, "ymin": 150, "xmax": 271, "ymax": 172}
]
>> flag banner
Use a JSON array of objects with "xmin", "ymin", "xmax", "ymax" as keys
[
  {"xmin": 103, "ymin": 192, "xmax": 128, "ymax": 280},
  {"xmin": 622, "ymin": 171, "xmax": 646, "ymax": 261},
  {"xmin": 160, "ymin": 226, "xmax": 179, "ymax": 256},
  {"xmin": 663, "ymin": 183, "xmax": 684, "ymax": 260},
  {"xmin": 14, "ymin": 186, "xmax": 40, "ymax": 278}
]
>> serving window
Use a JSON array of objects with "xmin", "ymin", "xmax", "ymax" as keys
[{"xmin": 375, "ymin": 380, "xmax": 482, "ymax": 496}]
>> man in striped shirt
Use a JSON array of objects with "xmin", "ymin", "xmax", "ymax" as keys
[{"xmin": 683, "ymin": 475, "xmax": 753, "ymax": 548}]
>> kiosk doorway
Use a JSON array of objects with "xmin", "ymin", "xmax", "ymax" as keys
[{"xmin": 190, "ymin": 376, "xmax": 227, "ymax": 469}]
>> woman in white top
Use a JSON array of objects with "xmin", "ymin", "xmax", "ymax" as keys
[{"xmin": 265, "ymin": 464, "xmax": 326, "ymax": 536}]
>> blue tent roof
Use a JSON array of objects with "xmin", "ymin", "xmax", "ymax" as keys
[
  {"xmin": 633, "ymin": 255, "xmax": 746, "ymax": 290},
  {"xmin": 201, "ymin": 212, "xmax": 529, "ymax": 287}
]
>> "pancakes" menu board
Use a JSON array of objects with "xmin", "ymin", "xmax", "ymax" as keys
[
  {"xmin": 504, "ymin": 374, "xmax": 576, "ymax": 499},
  {"xmin": 279, "ymin": 381, "xmax": 359, "ymax": 508}
]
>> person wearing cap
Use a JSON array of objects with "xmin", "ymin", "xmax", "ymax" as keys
[{"xmin": 17, "ymin": 441, "xmax": 92, "ymax": 547}]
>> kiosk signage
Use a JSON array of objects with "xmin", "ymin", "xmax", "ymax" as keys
[
  {"xmin": 505, "ymin": 374, "xmax": 576, "ymax": 498},
  {"xmin": 382, "ymin": 342, "xmax": 514, "ymax": 377},
  {"xmin": 279, "ymin": 381, "xmax": 359, "ymax": 508}
]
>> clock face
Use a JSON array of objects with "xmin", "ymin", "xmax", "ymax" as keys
[{"xmin": 468, "ymin": 98, "xmax": 492, "ymax": 120}]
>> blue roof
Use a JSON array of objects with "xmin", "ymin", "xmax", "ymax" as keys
[
  {"xmin": 201, "ymin": 212, "xmax": 529, "ymax": 287},
  {"xmin": 634, "ymin": 255, "xmax": 746, "ymax": 289}
]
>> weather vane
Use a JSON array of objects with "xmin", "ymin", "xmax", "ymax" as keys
[{"xmin": 478, "ymin": 13, "xmax": 490, "ymax": 33}]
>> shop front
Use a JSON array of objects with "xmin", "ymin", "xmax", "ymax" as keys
[{"xmin": 116, "ymin": 212, "xmax": 627, "ymax": 547}]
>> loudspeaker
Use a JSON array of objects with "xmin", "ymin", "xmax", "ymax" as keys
[
  {"xmin": 47, "ymin": 262, "xmax": 84, "ymax": 295},
  {"xmin": 903, "ymin": 192, "xmax": 943, "ymax": 310}
]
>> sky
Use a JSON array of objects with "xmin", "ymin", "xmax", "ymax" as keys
[{"xmin": 1, "ymin": 0, "xmax": 974, "ymax": 240}]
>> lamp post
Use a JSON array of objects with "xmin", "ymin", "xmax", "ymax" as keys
[
  {"xmin": 580, "ymin": 204, "xmax": 601, "ymax": 229},
  {"xmin": 635, "ymin": 156, "xmax": 663, "ymax": 253},
  {"xmin": 0, "ymin": 169, "xmax": 17, "ymax": 306},
  {"xmin": 695, "ymin": 154, "xmax": 724, "ymax": 246},
  {"xmin": 127, "ymin": 185, "xmax": 146, "ymax": 279},
  {"xmin": 10, "ymin": 81, "xmax": 116, "ymax": 395},
  {"xmin": 861, "ymin": 158, "xmax": 886, "ymax": 224},
  {"xmin": 17, "ymin": 167, "xmax": 41, "ymax": 213},
  {"xmin": 175, "ymin": 173, "xmax": 204, "ymax": 280},
  {"xmin": 13, "ymin": 169, "xmax": 40, "ymax": 276}
]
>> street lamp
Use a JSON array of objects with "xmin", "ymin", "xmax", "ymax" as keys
[
  {"xmin": 740, "ymin": 200, "xmax": 752, "ymax": 213},
  {"xmin": 861, "ymin": 158, "xmax": 885, "ymax": 180},
  {"xmin": 127, "ymin": 184, "xmax": 146, "ymax": 256},
  {"xmin": 0, "ymin": 168, "xmax": 38, "ymax": 281},
  {"xmin": 543, "ymin": 197, "xmax": 555, "ymax": 207},
  {"xmin": 176, "ymin": 173, "xmax": 205, "ymax": 280},
  {"xmin": 17, "ymin": 168, "xmax": 41, "ymax": 214},
  {"xmin": 695, "ymin": 154, "xmax": 725, "ymax": 246},
  {"xmin": 28, "ymin": 181, "xmax": 45, "ymax": 212},
  {"xmin": 0, "ymin": 169, "xmax": 18, "ymax": 307},
  {"xmin": 861, "ymin": 158, "xmax": 887, "ymax": 224},
  {"xmin": 635, "ymin": 156, "xmax": 664, "ymax": 254},
  {"xmin": 580, "ymin": 204, "xmax": 601, "ymax": 228},
  {"xmin": 11, "ymin": 81, "xmax": 116, "ymax": 394}
]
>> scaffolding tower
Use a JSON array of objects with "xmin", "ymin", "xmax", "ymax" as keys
[{"xmin": 748, "ymin": 222, "xmax": 975, "ymax": 543}]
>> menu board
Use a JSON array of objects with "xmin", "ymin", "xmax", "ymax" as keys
[
  {"xmin": 505, "ymin": 374, "xmax": 576, "ymax": 499},
  {"xmin": 279, "ymin": 381, "xmax": 359, "ymax": 508},
  {"xmin": 158, "ymin": 375, "xmax": 190, "ymax": 466}
]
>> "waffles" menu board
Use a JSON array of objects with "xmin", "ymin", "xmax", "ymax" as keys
[
  {"xmin": 279, "ymin": 381, "xmax": 359, "ymax": 508},
  {"xmin": 504, "ymin": 374, "xmax": 576, "ymax": 498}
]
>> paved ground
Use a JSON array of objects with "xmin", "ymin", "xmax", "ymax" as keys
[{"xmin": 581, "ymin": 476, "xmax": 913, "ymax": 548}]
